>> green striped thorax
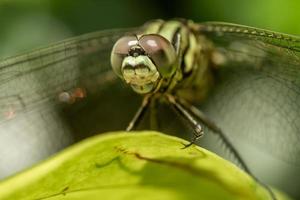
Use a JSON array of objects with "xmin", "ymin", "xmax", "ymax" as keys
[{"xmin": 111, "ymin": 19, "xmax": 195, "ymax": 94}]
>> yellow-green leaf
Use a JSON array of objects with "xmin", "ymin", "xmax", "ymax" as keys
[{"xmin": 0, "ymin": 131, "xmax": 290, "ymax": 200}]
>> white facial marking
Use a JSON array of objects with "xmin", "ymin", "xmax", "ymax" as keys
[
  {"xmin": 146, "ymin": 39, "xmax": 157, "ymax": 47},
  {"xmin": 128, "ymin": 40, "xmax": 138, "ymax": 46}
]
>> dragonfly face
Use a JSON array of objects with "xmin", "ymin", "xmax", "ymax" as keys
[{"xmin": 111, "ymin": 34, "xmax": 176, "ymax": 94}]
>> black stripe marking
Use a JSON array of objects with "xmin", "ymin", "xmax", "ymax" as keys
[
  {"xmin": 157, "ymin": 21, "xmax": 166, "ymax": 33},
  {"xmin": 171, "ymin": 26, "xmax": 182, "ymax": 50},
  {"xmin": 180, "ymin": 36, "xmax": 190, "ymax": 73}
]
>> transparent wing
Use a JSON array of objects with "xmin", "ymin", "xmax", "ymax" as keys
[
  {"xmin": 0, "ymin": 28, "xmax": 135, "ymax": 117},
  {"xmin": 196, "ymin": 22, "xmax": 300, "ymax": 164},
  {"xmin": 0, "ymin": 28, "xmax": 141, "ymax": 178}
]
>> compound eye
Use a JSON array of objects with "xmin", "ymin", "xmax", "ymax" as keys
[
  {"xmin": 111, "ymin": 35, "xmax": 138, "ymax": 77},
  {"xmin": 139, "ymin": 34, "xmax": 176, "ymax": 77}
]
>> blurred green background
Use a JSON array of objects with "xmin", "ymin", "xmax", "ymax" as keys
[
  {"xmin": 0, "ymin": 0, "xmax": 299, "ymax": 199},
  {"xmin": 0, "ymin": 0, "xmax": 300, "ymax": 58}
]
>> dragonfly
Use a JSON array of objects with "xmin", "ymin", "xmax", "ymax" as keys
[{"xmin": 0, "ymin": 19, "xmax": 300, "ymax": 199}]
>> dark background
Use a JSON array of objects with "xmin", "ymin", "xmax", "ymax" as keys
[{"xmin": 0, "ymin": 0, "xmax": 299, "ymax": 199}]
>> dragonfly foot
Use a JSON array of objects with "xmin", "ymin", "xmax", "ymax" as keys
[
  {"xmin": 181, "ymin": 141, "xmax": 194, "ymax": 149},
  {"xmin": 181, "ymin": 133, "xmax": 202, "ymax": 149}
]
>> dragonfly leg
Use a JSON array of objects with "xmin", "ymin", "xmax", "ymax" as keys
[
  {"xmin": 149, "ymin": 98, "xmax": 159, "ymax": 130},
  {"xmin": 165, "ymin": 94, "xmax": 204, "ymax": 148},
  {"xmin": 177, "ymin": 97, "xmax": 277, "ymax": 200},
  {"xmin": 126, "ymin": 94, "xmax": 152, "ymax": 131}
]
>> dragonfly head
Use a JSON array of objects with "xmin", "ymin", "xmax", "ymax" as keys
[{"xmin": 111, "ymin": 34, "xmax": 176, "ymax": 94}]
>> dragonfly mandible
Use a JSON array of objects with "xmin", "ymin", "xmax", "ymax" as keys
[{"xmin": 0, "ymin": 19, "xmax": 300, "ymax": 199}]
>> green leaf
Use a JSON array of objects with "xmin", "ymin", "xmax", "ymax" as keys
[{"xmin": 0, "ymin": 131, "xmax": 291, "ymax": 200}]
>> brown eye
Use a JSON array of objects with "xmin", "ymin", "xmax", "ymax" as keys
[
  {"xmin": 139, "ymin": 34, "xmax": 176, "ymax": 77},
  {"xmin": 111, "ymin": 35, "xmax": 138, "ymax": 77}
]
